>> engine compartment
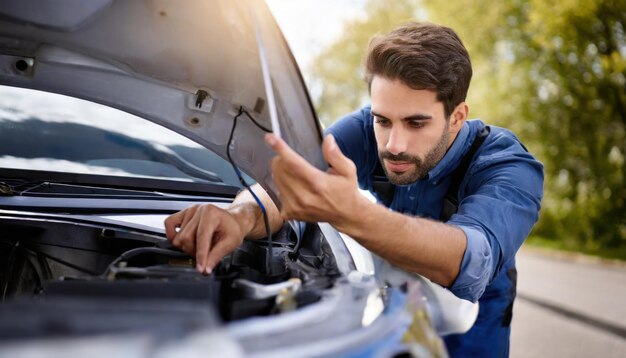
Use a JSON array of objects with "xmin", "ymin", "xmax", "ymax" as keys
[{"xmin": 0, "ymin": 214, "xmax": 341, "ymax": 340}]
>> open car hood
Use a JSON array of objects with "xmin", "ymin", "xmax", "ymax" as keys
[{"xmin": 0, "ymin": 0, "xmax": 325, "ymax": 203}]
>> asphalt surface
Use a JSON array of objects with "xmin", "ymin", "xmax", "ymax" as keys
[{"xmin": 510, "ymin": 248, "xmax": 626, "ymax": 357}]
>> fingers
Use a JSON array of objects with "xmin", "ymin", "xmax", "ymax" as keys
[
  {"xmin": 266, "ymin": 134, "xmax": 328, "ymax": 221},
  {"xmin": 205, "ymin": 234, "xmax": 239, "ymax": 274},
  {"xmin": 265, "ymin": 132, "xmax": 324, "ymax": 199},
  {"xmin": 265, "ymin": 133, "xmax": 318, "ymax": 177},
  {"xmin": 164, "ymin": 210, "xmax": 184, "ymax": 241},
  {"xmin": 265, "ymin": 133, "xmax": 299, "ymax": 160},
  {"xmin": 172, "ymin": 210, "xmax": 194, "ymax": 247},
  {"xmin": 163, "ymin": 204, "xmax": 246, "ymax": 275},
  {"xmin": 175, "ymin": 212, "xmax": 200, "ymax": 255},
  {"xmin": 164, "ymin": 205, "xmax": 199, "ymax": 244},
  {"xmin": 270, "ymin": 156, "xmax": 301, "ymax": 219},
  {"xmin": 195, "ymin": 210, "xmax": 218, "ymax": 274},
  {"xmin": 322, "ymin": 134, "xmax": 356, "ymax": 178}
]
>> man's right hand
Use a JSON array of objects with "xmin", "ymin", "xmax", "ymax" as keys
[{"xmin": 164, "ymin": 204, "xmax": 248, "ymax": 275}]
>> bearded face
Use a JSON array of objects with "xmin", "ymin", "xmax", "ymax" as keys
[
  {"xmin": 378, "ymin": 120, "xmax": 450, "ymax": 185},
  {"xmin": 370, "ymin": 76, "xmax": 467, "ymax": 187},
  {"xmin": 370, "ymin": 76, "xmax": 468, "ymax": 185}
]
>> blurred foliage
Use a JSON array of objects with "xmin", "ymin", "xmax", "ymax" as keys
[
  {"xmin": 311, "ymin": 0, "xmax": 626, "ymax": 252},
  {"xmin": 310, "ymin": 0, "xmax": 424, "ymax": 124}
]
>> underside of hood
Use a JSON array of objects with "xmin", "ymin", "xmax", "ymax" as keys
[{"xmin": 0, "ymin": 0, "xmax": 325, "ymax": 204}]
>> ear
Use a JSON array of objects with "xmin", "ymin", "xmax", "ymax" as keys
[{"xmin": 449, "ymin": 102, "xmax": 469, "ymax": 133}]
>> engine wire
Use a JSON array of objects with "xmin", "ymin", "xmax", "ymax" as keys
[{"xmin": 227, "ymin": 107, "xmax": 274, "ymax": 274}]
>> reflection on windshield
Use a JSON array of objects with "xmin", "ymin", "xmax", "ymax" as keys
[
  {"xmin": 0, "ymin": 86, "xmax": 196, "ymax": 146},
  {"xmin": 0, "ymin": 86, "xmax": 243, "ymax": 187},
  {"xmin": 0, "ymin": 156, "xmax": 199, "ymax": 182}
]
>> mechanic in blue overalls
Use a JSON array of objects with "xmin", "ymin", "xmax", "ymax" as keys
[
  {"xmin": 167, "ymin": 22, "xmax": 544, "ymax": 357},
  {"xmin": 268, "ymin": 22, "xmax": 543, "ymax": 357}
]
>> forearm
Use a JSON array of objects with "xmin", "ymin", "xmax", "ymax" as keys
[
  {"xmin": 227, "ymin": 184, "xmax": 283, "ymax": 240},
  {"xmin": 333, "ymin": 196, "xmax": 467, "ymax": 287}
]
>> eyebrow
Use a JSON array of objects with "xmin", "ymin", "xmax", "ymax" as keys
[{"xmin": 371, "ymin": 111, "xmax": 432, "ymax": 122}]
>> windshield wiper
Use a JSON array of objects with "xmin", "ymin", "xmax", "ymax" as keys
[
  {"xmin": 148, "ymin": 143, "xmax": 223, "ymax": 183},
  {"xmin": 1, "ymin": 180, "xmax": 173, "ymax": 198},
  {"xmin": 0, "ymin": 168, "xmax": 239, "ymax": 198},
  {"xmin": 0, "ymin": 169, "xmax": 239, "ymax": 199}
]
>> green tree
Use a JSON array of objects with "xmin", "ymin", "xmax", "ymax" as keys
[
  {"xmin": 311, "ymin": 0, "xmax": 626, "ymax": 253},
  {"xmin": 310, "ymin": 0, "xmax": 423, "ymax": 125}
]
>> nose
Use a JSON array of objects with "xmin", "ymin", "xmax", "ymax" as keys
[{"xmin": 385, "ymin": 126, "xmax": 409, "ymax": 155}]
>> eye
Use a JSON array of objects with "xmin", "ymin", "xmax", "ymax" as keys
[
  {"xmin": 408, "ymin": 121, "xmax": 426, "ymax": 128},
  {"xmin": 373, "ymin": 116, "xmax": 391, "ymax": 127}
]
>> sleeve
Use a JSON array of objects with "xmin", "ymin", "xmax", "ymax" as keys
[
  {"xmin": 447, "ymin": 135, "xmax": 544, "ymax": 302},
  {"xmin": 324, "ymin": 106, "xmax": 378, "ymax": 188}
]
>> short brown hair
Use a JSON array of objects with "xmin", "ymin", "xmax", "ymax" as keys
[{"xmin": 365, "ymin": 22, "xmax": 472, "ymax": 118}]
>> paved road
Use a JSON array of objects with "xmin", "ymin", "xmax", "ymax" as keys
[{"xmin": 510, "ymin": 248, "xmax": 626, "ymax": 357}]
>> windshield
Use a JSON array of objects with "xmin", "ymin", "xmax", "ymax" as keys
[{"xmin": 0, "ymin": 85, "xmax": 246, "ymax": 188}]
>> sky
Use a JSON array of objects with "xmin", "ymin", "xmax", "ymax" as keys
[{"xmin": 265, "ymin": 0, "xmax": 366, "ymax": 71}]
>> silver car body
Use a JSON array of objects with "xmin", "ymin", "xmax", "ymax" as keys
[{"xmin": 0, "ymin": 1, "xmax": 476, "ymax": 356}]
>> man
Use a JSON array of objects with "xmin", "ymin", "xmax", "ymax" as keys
[{"xmin": 165, "ymin": 22, "xmax": 543, "ymax": 357}]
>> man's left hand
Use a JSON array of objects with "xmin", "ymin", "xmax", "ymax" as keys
[{"xmin": 265, "ymin": 133, "xmax": 366, "ymax": 230}]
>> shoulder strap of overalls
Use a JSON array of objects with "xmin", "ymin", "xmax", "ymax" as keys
[
  {"xmin": 371, "ymin": 161, "xmax": 394, "ymax": 206},
  {"xmin": 440, "ymin": 124, "xmax": 490, "ymax": 222}
]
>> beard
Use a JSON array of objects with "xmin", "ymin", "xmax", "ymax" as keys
[{"xmin": 378, "ymin": 122, "xmax": 450, "ymax": 185}]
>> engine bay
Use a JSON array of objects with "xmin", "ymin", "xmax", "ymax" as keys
[{"xmin": 0, "ymin": 214, "xmax": 341, "ymax": 340}]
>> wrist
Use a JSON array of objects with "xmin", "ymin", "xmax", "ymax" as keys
[
  {"xmin": 227, "ymin": 202, "xmax": 258, "ymax": 238},
  {"xmin": 330, "ymin": 192, "xmax": 374, "ymax": 237}
]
